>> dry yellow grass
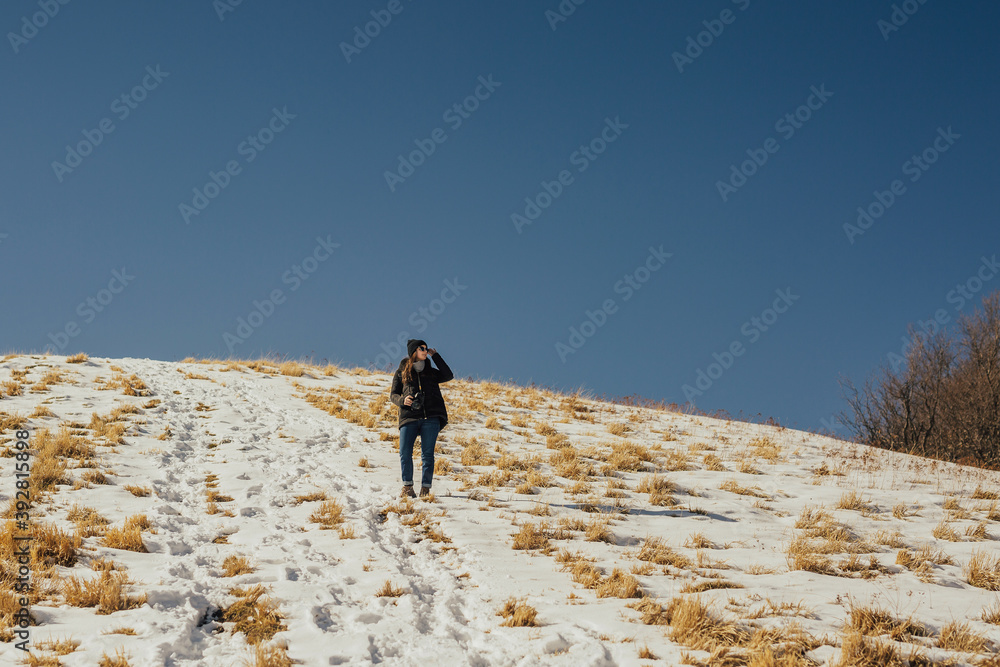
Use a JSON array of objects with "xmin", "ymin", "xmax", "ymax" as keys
[
  {"xmin": 243, "ymin": 640, "xmax": 295, "ymax": 667},
  {"xmin": 477, "ymin": 469, "xmax": 514, "ymax": 489},
  {"xmin": 982, "ymin": 501, "xmax": 1000, "ymax": 522},
  {"xmin": 584, "ymin": 517, "xmax": 614, "ymax": 544},
  {"xmin": 743, "ymin": 598, "xmax": 812, "ymax": 619},
  {"xmin": 66, "ymin": 352, "xmax": 88, "ymax": 363},
  {"xmin": 22, "ymin": 646, "xmax": 76, "ymax": 665},
  {"xmin": 603, "ymin": 440, "xmax": 653, "ymax": 472},
  {"xmin": 972, "ymin": 484, "xmax": 1000, "ymax": 500},
  {"xmin": 630, "ymin": 562, "xmax": 655, "ymax": 576},
  {"xmin": 523, "ymin": 469, "xmax": 550, "ymax": 489},
  {"xmin": 702, "ymin": 453, "xmax": 726, "ymax": 471},
  {"xmin": 293, "ymin": 491, "xmax": 327, "ymax": 504},
  {"xmin": 869, "ymin": 530, "xmax": 906, "ymax": 549},
  {"xmin": 564, "ymin": 558, "xmax": 603, "ymax": 590},
  {"xmin": 67, "ymin": 504, "xmax": 110, "ymax": 537},
  {"xmin": 513, "ymin": 481, "xmax": 534, "ymax": 495},
  {"xmin": 965, "ymin": 549, "xmax": 1000, "ymax": 591},
  {"xmin": 279, "ymin": 361, "xmax": 305, "ymax": 376},
  {"xmin": 44, "ymin": 423, "xmax": 97, "ymax": 459},
  {"xmin": 684, "ymin": 532, "xmax": 716, "ymax": 549},
  {"xmin": 636, "ymin": 536, "xmax": 691, "ymax": 569},
  {"xmin": 1, "ymin": 380, "xmax": 23, "ymax": 397},
  {"xmin": 981, "ymin": 599, "xmax": 1000, "ymax": 625},
  {"xmin": 98, "ymin": 647, "xmax": 132, "ymax": 667},
  {"xmin": 749, "ymin": 436, "xmax": 781, "ymax": 462},
  {"xmin": 80, "ymin": 469, "xmax": 112, "ymax": 486},
  {"xmin": 680, "ymin": 578, "xmax": 743, "ymax": 594},
  {"xmin": 895, "ymin": 544, "xmax": 954, "ymax": 584},
  {"xmin": 661, "ymin": 449, "xmax": 690, "ymax": 472},
  {"xmin": 833, "ymin": 629, "xmax": 904, "ymax": 667},
  {"xmin": 534, "ymin": 421, "xmax": 557, "ymax": 436},
  {"xmin": 511, "ymin": 522, "xmax": 551, "ymax": 551},
  {"xmin": 626, "ymin": 596, "xmax": 668, "ymax": 625},
  {"xmin": 29, "ymin": 405, "xmax": 56, "ymax": 419},
  {"xmin": 936, "ymin": 620, "xmax": 989, "ymax": 653},
  {"xmin": 222, "ymin": 584, "xmax": 287, "ymax": 644},
  {"xmin": 375, "ymin": 580, "xmax": 406, "ymax": 597},
  {"xmin": 965, "ymin": 521, "xmax": 990, "ymax": 540},
  {"xmin": 205, "ymin": 489, "xmax": 233, "ymax": 503},
  {"xmin": 510, "ymin": 414, "xmax": 531, "ymax": 428},
  {"xmin": 309, "ymin": 499, "xmax": 345, "ymax": 529},
  {"xmin": 837, "ymin": 490, "xmax": 873, "ymax": 512},
  {"xmin": 222, "ymin": 555, "xmax": 255, "ymax": 577},
  {"xmin": 497, "ymin": 450, "xmax": 534, "ymax": 471},
  {"xmin": 636, "ymin": 473, "xmax": 675, "ymax": 495},
  {"xmin": 33, "ymin": 637, "xmax": 79, "ymax": 656},
  {"xmin": 785, "ymin": 535, "xmax": 835, "ymax": 576},
  {"xmin": 97, "ymin": 372, "xmax": 151, "ymax": 397},
  {"xmin": 11, "ymin": 521, "xmax": 81, "ymax": 572},
  {"xmin": 932, "ymin": 519, "xmax": 962, "ymax": 542},
  {"xmin": 719, "ymin": 479, "xmax": 770, "ymax": 499},
  {"xmin": 607, "ymin": 422, "xmax": 630, "ymax": 437},
  {"xmin": 943, "ymin": 496, "xmax": 963, "ymax": 511},
  {"xmin": 87, "ymin": 557, "xmax": 121, "ymax": 572},
  {"xmin": 795, "ymin": 505, "xmax": 831, "ymax": 530},
  {"xmin": 460, "ymin": 439, "xmax": 494, "ymax": 466},
  {"xmin": 123, "ymin": 484, "xmax": 150, "ymax": 497},
  {"xmin": 845, "ymin": 600, "xmax": 927, "ymax": 641},
  {"xmin": 595, "ymin": 568, "xmax": 642, "ymax": 598},
  {"xmin": 61, "ymin": 570, "xmax": 147, "ymax": 614},
  {"xmin": 545, "ymin": 432, "xmax": 570, "ymax": 449},
  {"xmin": 102, "ymin": 522, "xmax": 148, "ymax": 553},
  {"xmin": 32, "ymin": 371, "xmax": 66, "ymax": 393},
  {"xmin": 551, "ymin": 449, "xmax": 594, "ymax": 481},
  {"xmin": 110, "ymin": 402, "xmax": 140, "ymax": 417},
  {"xmin": 497, "ymin": 597, "xmax": 538, "ymax": 627},
  {"xmin": 659, "ymin": 595, "xmax": 750, "ymax": 651},
  {"xmin": 0, "ymin": 410, "xmax": 27, "ymax": 432}
]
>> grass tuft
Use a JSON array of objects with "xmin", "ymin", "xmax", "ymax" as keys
[
  {"xmin": 375, "ymin": 580, "xmax": 406, "ymax": 597},
  {"xmin": 497, "ymin": 597, "xmax": 538, "ymax": 626},
  {"xmin": 308, "ymin": 499, "xmax": 345, "ymax": 529},
  {"xmin": 965, "ymin": 548, "xmax": 1000, "ymax": 591},
  {"xmin": 222, "ymin": 584, "xmax": 287, "ymax": 644}
]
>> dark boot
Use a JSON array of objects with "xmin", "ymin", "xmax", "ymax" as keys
[
  {"xmin": 401, "ymin": 485, "xmax": 416, "ymax": 499},
  {"xmin": 419, "ymin": 486, "xmax": 431, "ymax": 498}
]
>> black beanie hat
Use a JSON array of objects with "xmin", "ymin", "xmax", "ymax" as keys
[{"xmin": 406, "ymin": 339, "xmax": 427, "ymax": 357}]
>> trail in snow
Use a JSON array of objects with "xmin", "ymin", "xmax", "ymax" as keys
[{"xmin": 2, "ymin": 354, "xmax": 1000, "ymax": 667}]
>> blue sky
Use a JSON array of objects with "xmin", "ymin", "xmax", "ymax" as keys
[{"xmin": 2, "ymin": 0, "xmax": 998, "ymax": 435}]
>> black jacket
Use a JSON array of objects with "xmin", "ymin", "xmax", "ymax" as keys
[{"xmin": 390, "ymin": 352, "xmax": 454, "ymax": 430}]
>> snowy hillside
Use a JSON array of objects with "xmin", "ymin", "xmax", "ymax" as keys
[{"xmin": 1, "ymin": 353, "xmax": 999, "ymax": 667}]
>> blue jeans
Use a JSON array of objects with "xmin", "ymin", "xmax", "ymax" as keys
[{"xmin": 399, "ymin": 417, "xmax": 440, "ymax": 488}]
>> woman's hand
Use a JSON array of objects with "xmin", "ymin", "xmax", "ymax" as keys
[
  {"xmin": 403, "ymin": 396, "xmax": 413, "ymax": 406},
  {"xmin": 427, "ymin": 347, "xmax": 437, "ymax": 356}
]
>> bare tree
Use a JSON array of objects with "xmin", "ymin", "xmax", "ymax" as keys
[{"xmin": 840, "ymin": 291, "xmax": 1000, "ymax": 470}]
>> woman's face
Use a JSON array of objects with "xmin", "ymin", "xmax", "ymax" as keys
[{"xmin": 416, "ymin": 345, "xmax": 428, "ymax": 361}]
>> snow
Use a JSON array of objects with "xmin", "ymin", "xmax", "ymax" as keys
[{"xmin": 1, "ymin": 353, "xmax": 999, "ymax": 666}]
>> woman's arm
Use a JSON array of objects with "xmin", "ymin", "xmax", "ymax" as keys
[
  {"xmin": 432, "ymin": 352, "xmax": 454, "ymax": 383},
  {"xmin": 390, "ymin": 370, "xmax": 406, "ymax": 407}
]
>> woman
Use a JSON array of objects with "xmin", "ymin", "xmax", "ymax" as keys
[{"xmin": 390, "ymin": 339, "xmax": 454, "ymax": 498}]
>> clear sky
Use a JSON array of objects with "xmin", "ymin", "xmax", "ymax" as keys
[{"xmin": 3, "ymin": 0, "xmax": 998, "ymax": 435}]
